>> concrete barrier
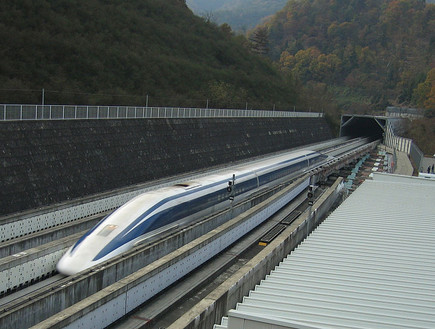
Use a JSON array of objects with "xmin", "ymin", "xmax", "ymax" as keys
[{"xmin": 0, "ymin": 235, "xmax": 76, "ymax": 295}]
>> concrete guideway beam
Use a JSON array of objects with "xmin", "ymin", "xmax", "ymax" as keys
[
  {"xmin": 0, "ymin": 215, "xmax": 99, "ymax": 258},
  {"xmin": 0, "ymin": 188, "xmax": 145, "ymax": 242},
  {"xmin": 311, "ymin": 141, "xmax": 378, "ymax": 182},
  {"xmin": 0, "ymin": 233, "xmax": 82, "ymax": 296}
]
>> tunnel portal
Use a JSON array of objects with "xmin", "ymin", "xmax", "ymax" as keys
[{"xmin": 340, "ymin": 115, "xmax": 387, "ymax": 141}]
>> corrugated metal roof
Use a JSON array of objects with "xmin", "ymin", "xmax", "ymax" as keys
[{"xmin": 222, "ymin": 173, "xmax": 435, "ymax": 329}]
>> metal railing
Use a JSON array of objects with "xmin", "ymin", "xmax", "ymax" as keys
[
  {"xmin": 409, "ymin": 141, "xmax": 424, "ymax": 172},
  {"xmin": 0, "ymin": 104, "xmax": 323, "ymax": 121},
  {"xmin": 385, "ymin": 121, "xmax": 412, "ymax": 153},
  {"xmin": 385, "ymin": 120, "xmax": 425, "ymax": 172}
]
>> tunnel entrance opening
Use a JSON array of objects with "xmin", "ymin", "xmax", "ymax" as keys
[{"xmin": 340, "ymin": 115, "xmax": 386, "ymax": 142}]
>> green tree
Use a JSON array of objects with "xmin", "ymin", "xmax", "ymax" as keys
[
  {"xmin": 0, "ymin": 0, "xmax": 299, "ymax": 108},
  {"xmin": 207, "ymin": 81, "xmax": 248, "ymax": 108},
  {"xmin": 249, "ymin": 27, "xmax": 269, "ymax": 55}
]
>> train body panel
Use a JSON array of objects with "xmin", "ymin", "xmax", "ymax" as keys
[{"xmin": 57, "ymin": 149, "xmax": 328, "ymax": 275}]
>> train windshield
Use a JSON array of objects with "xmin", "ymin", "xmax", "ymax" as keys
[{"xmin": 97, "ymin": 224, "xmax": 118, "ymax": 237}]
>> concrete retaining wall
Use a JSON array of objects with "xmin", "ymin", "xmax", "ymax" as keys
[{"xmin": 1, "ymin": 117, "xmax": 331, "ymax": 215}]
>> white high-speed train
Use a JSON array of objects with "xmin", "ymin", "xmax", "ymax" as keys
[{"xmin": 57, "ymin": 149, "xmax": 328, "ymax": 275}]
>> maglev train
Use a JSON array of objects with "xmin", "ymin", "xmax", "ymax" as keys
[{"xmin": 57, "ymin": 149, "xmax": 328, "ymax": 275}]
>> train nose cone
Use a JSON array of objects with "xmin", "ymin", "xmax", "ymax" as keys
[
  {"xmin": 57, "ymin": 254, "xmax": 80, "ymax": 276},
  {"xmin": 56, "ymin": 247, "xmax": 95, "ymax": 276},
  {"xmin": 57, "ymin": 254, "xmax": 89, "ymax": 276}
]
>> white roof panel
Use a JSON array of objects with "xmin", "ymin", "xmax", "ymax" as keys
[{"xmin": 225, "ymin": 173, "xmax": 435, "ymax": 329}]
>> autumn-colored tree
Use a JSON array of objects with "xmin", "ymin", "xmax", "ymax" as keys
[
  {"xmin": 279, "ymin": 50, "xmax": 295, "ymax": 69},
  {"xmin": 425, "ymin": 85, "xmax": 435, "ymax": 110},
  {"xmin": 414, "ymin": 68, "xmax": 435, "ymax": 110},
  {"xmin": 264, "ymin": 0, "xmax": 435, "ymax": 110},
  {"xmin": 280, "ymin": 47, "xmax": 342, "ymax": 84}
]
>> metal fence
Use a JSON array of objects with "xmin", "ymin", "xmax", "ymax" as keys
[
  {"xmin": 385, "ymin": 121, "xmax": 412, "ymax": 153},
  {"xmin": 386, "ymin": 106, "xmax": 424, "ymax": 119},
  {"xmin": 0, "ymin": 104, "xmax": 322, "ymax": 121},
  {"xmin": 409, "ymin": 141, "xmax": 424, "ymax": 172},
  {"xmin": 385, "ymin": 120, "xmax": 424, "ymax": 172}
]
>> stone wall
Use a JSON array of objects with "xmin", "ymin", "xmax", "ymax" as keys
[{"xmin": 0, "ymin": 117, "xmax": 331, "ymax": 215}]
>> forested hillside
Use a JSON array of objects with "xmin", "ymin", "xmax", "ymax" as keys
[
  {"xmin": 0, "ymin": 0, "xmax": 299, "ymax": 108},
  {"xmin": 263, "ymin": 0, "xmax": 434, "ymax": 113},
  {"xmin": 187, "ymin": 0, "xmax": 287, "ymax": 31}
]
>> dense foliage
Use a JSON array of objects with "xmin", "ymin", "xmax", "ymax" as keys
[
  {"xmin": 264, "ymin": 0, "xmax": 435, "ymax": 113},
  {"xmin": 404, "ymin": 117, "xmax": 435, "ymax": 154},
  {"xmin": 0, "ymin": 0, "xmax": 299, "ymax": 108}
]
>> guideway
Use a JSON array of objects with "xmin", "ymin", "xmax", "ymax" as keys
[
  {"xmin": 0, "ymin": 175, "xmax": 310, "ymax": 329},
  {"xmin": 31, "ymin": 175, "xmax": 342, "ymax": 329}
]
